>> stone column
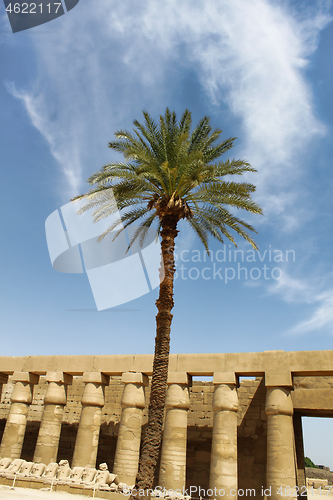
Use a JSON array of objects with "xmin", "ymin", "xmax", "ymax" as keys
[
  {"xmin": 33, "ymin": 372, "xmax": 73, "ymax": 464},
  {"xmin": 209, "ymin": 372, "xmax": 238, "ymax": 500},
  {"xmin": 265, "ymin": 372, "xmax": 297, "ymax": 500},
  {"xmin": 0, "ymin": 371, "xmax": 39, "ymax": 459},
  {"xmin": 159, "ymin": 372, "xmax": 190, "ymax": 492},
  {"xmin": 293, "ymin": 413, "xmax": 307, "ymax": 500},
  {"xmin": 72, "ymin": 372, "xmax": 109, "ymax": 468},
  {"xmin": 113, "ymin": 372, "xmax": 148, "ymax": 486}
]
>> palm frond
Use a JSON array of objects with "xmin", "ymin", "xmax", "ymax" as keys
[{"xmin": 73, "ymin": 108, "xmax": 262, "ymax": 251}]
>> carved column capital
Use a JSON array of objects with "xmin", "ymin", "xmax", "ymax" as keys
[
  {"xmin": 81, "ymin": 372, "xmax": 109, "ymax": 407},
  {"xmin": 121, "ymin": 372, "xmax": 148, "ymax": 409},
  {"xmin": 165, "ymin": 372, "xmax": 190, "ymax": 410},
  {"xmin": 11, "ymin": 372, "xmax": 39, "ymax": 404},
  {"xmin": 44, "ymin": 372, "xmax": 73, "ymax": 406},
  {"xmin": 265, "ymin": 372, "xmax": 294, "ymax": 417},
  {"xmin": 212, "ymin": 372, "xmax": 238, "ymax": 412}
]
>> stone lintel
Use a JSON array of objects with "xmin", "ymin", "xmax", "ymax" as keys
[
  {"xmin": 82, "ymin": 372, "xmax": 109, "ymax": 385},
  {"xmin": 2, "ymin": 350, "xmax": 333, "ymax": 377},
  {"xmin": 265, "ymin": 371, "xmax": 293, "ymax": 388},
  {"xmin": 213, "ymin": 372, "xmax": 236, "ymax": 385},
  {"xmin": 167, "ymin": 372, "xmax": 191, "ymax": 385},
  {"xmin": 0, "ymin": 373, "xmax": 8, "ymax": 384},
  {"xmin": 12, "ymin": 371, "xmax": 39, "ymax": 384},
  {"xmin": 45, "ymin": 372, "xmax": 73, "ymax": 385},
  {"xmin": 121, "ymin": 372, "xmax": 149, "ymax": 386}
]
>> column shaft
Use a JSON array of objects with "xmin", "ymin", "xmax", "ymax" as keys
[
  {"xmin": 159, "ymin": 373, "xmax": 190, "ymax": 492},
  {"xmin": 266, "ymin": 380, "xmax": 297, "ymax": 500},
  {"xmin": 73, "ymin": 404, "xmax": 102, "ymax": 467},
  {"xmin": 0, "ymin": 372, "xmax": 39, "ymax": 459},
  {"xmin": 209, "ymin": 373, "xmax": 238, "ymax": 500},
  {"xmin": 33, "ymin": 372, "xmax": 72, "ymax": 464},
  {"xmin": 113, "ymin": 372, "xmax": 148, "ymax": 486},
  {"xmin": 72, "ymin": 372, "xmax": 109, "ymax": 468}
]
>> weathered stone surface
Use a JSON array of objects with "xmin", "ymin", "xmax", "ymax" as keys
[
  {"xmin": 113, "ymin": 373, "xmax": 147, "ymax": 485},
  {"xmin": 0, "ymin": 349, "xmax": 332, "ymax": 376},
  {"xmin": 33, "ymin": 372, "xmax": 73, "ymax": 465},
  {"xmin": 209, "ymin": 379, "xmax": 238, "ymax": 499},
  {"xmin": 0, "ymin": 374, "xmax": 39, "ymax": 460},
  {"xmin": 159, "ymin": 376, "xmax": 190, "ymax": 491},
  {"xmin": 0, "ymin": 350, "xmax": 332, "ymax": 497},
  {"xmin": 265, "ymin": 386, "xmax": 297, "ymax": 500},
  {"xmin": 72, "ymin": 374, "xmax": 109, "ymax": 468}
]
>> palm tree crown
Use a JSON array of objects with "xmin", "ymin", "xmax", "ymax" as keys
[
  {"xmin": 73, "ymin": 108, "xmax": 262, "ymax": 250},
  {"xmin": 73, "ymin": 109, "xmax": 262, "ymax": 494}
]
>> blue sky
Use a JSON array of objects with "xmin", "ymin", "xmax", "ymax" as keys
[{"xmin": 1, "ymin": 0, "xmax": 333, "ymax": 467}]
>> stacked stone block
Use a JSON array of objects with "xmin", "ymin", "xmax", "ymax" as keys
[
  {"xmin": 238, "ymin": 378, "xmax": 267, "ymax": 494},
  {"xmin": 0, "ymin": 374, "xmax": 284, "ymax": 496},
  {"xmin": 0, "ymin": 351, "xmax": 332, "ymax": 499}
]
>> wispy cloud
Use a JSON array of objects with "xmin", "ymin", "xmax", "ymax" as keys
[
  {"xmin": 95, "ymin": 0, "xmax": 330, "ymax": 167},
  {"xmin": 6, "ymin": 82, "xmax": 82, "ymax": 196},
  {"xmin": 5, "ymin": 0, "xmax": 331, "ymax": 206},
  {"xmin": 3, "ymin": 0, "xmax": 332, "ymax": 336},
  {"xmin": 268, "ymin": 272, "xmax": 333, "ymax": 334},
  {"xmin": 291, "ymin": 293, "xmax": 333, "ymax": 334}
]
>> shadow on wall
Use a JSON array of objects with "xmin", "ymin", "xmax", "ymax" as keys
[
  {"xmin": 96, "ymin": 423, "xmax": 118, "ymax": 472},
  {"xmin": 0, "ymin": 419, "xmax": 120, "ymax": 470},
  {"xmin": 21, "ymin": 421, "xmax": 40, "ymax": 462},
  {"xmin": 56, "ymin": 422, "xmax": 78, "ymax": 465},
  {"xmin": 0, "ymin": 419, "xmax": 5, "ymax": 446},
  {"xmin": 186, "ymin": 425, "xmax": 212, "ymax": 491},
  {"xmin": 56, "ymin": 422, "xmax": 119, "ymax": 470},
  {"xmin": 237, "ymin": 378, "xmax": 267, "ymax": 493}
]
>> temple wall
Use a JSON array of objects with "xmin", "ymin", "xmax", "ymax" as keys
[
  {"xmin": 0, "ymin": 351, "xmax": 332, "ymax": 498},
  {"xmin": 1, "ymin": 374, "xmax": 269, "ymax": 490},
  {"xmin": 0, "ymin": 375, "xmax": 269, "ymax": 491}
]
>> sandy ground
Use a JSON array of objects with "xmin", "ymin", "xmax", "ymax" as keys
[
  {"xmin": 0, "ymin": 485, "xmax": 89, "ymax": 500},
  {"xmin": 1, "ymin": 486, "xmax": 333, "ymax": 500}
]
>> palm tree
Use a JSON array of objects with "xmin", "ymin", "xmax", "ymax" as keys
[{"xmin": 72, "ymin": 109, "xmax": 262, "ymax": 494}]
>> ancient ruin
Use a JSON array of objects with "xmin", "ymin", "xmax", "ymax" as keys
[{"xmin": 0, "ymin": 350, "xmax": 332, "ymax": 499}]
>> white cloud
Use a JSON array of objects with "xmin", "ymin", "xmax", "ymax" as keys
[
  {"xmin": 268, "ymin": 272, "xmax": 333, "ymax": 334},
  {"xmin": 5, "ymin": 0, "xmax": 332, "ymax": 213},
  {"xmin": 269, "ymin": 272, "xmax": 314, "ymax": 303},
  {"xmin": 3, "ymin": 0, "xmax": 332, "ymax": 336},
  {"xmin": 93, "ymin": 0, "xmax": 330, "ymax": 164},
  {"xmin": 291, "ymin": 293, "xmax": 333, "ymax": 334},
  {"xmin": 6, "ymin": 82, "xmax": 82, "ymax": 196}
]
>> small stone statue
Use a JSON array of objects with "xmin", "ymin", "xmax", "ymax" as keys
[{"xmin": 56, "ymin": 459, "xmax": 71, "ymax": 480}]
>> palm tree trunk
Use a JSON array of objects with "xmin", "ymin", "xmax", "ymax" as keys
[{"xmin": 131, "ymin": 215, "xmax": 178, "ymax": 497}]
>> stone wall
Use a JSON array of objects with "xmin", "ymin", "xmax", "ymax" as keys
[
  {"xmin": 237, "ymin": 378, "xmax": 267, "ymax": 493},
  {"xmin": 0, "ymin": 375, "xmax": 269, "ymax": 492},
  {"xmin": 1, "ymin": 351, "xmax": 333, "ymax": 499}
]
